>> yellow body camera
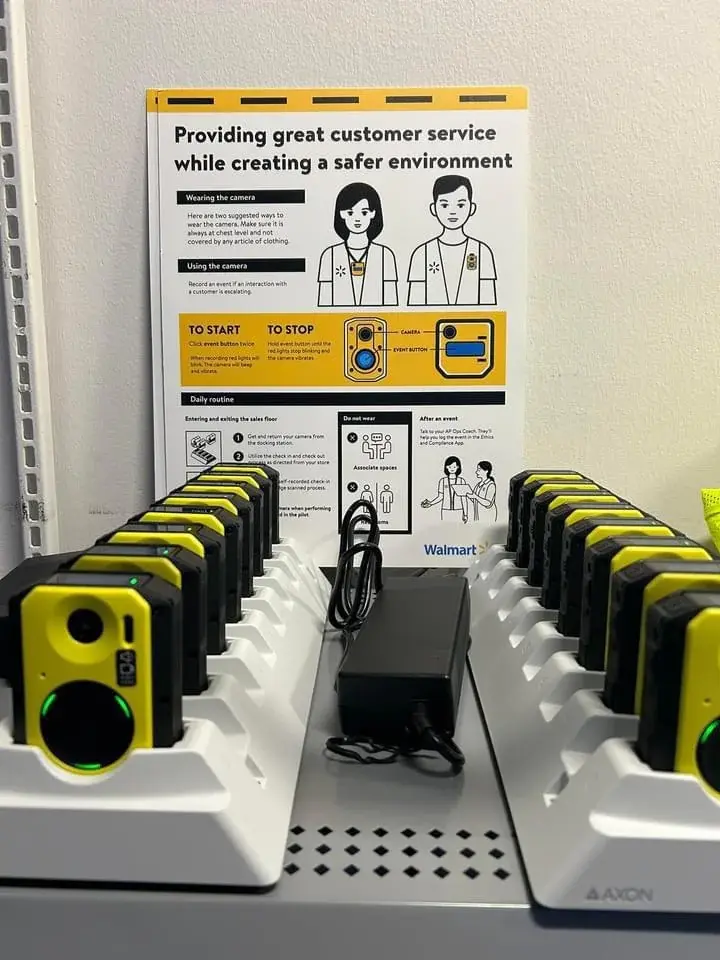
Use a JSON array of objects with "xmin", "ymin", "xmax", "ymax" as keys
[
  {"xmin": 207, "ymin": 462, "xmax": 281, "ymax": 544},
  {"xmin": 602, "ymin": 558, "xmax": 719, "ymax": 716},
  {"xmin": 71, "ymin": 543, "xmax": 209, "ymax": 696},
  {"xmin": 7, "ymin": 572, "xmax": 183, "ymax": 776},
  {"xmin": 634, "ymin": 570, "xmax": 720, "ymax": 713},
  {"xmin": 179, "ymin": 479, "xmax": 269, "ymax": 567},
  {"xmin": 506, "ymin": 469, "xmax": 586, "ymax": 552},
  {"xmin": 637, "ymin": 592, "xmax": 720, "ymax": 798},
  {"xmin": 99, "ymin": 522, "xmax": 226, "ymax": 656}
]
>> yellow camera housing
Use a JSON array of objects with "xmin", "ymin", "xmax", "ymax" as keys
[
  {"xmin": 603, "ymin": 558, "xmax": 719, "ymax": 716},
  {"xmin": 140, "ymin": 501, "xmax": 243, "ymax": 624},
  {"xmin": 558, "ymin": 519, "xmax": 673, "ymax": 637},
  {"xmin": 161, "ymin": 491, "xmax": 256, "ymax": 597},
  {"xmin": 176, "ymin": 479, "xmax": 268, "ymax": 571},
  {"xmin": 208, "ymin": 462, "xmax": 280, "ymax": 543},
  {"xmin": 506, "ymin": 470, "xmax": 586, "ymax": 552},
  {"xmin": 435, "ymin": 318, "xmax": 494, "ymax": 379},
  {"xmin": 70, "ymin": 543, "xmax": 209, "ymax": 696},
  {"xmin": 192, "ymin": 474, "xmax": 272, "ymax": 560},
  {"xmin": 344, "ymin": 317, "xmax": 387, "ymax": 383},
  {"xmin": 7, "ymin": 571, "xmax": 183, "ymax": 776},
  {"xmin": 637, "ymin": 592, "xmax": 720, "ymax": 798},
  {"xmin": 98, "ymin": 521, "xmax": 226, "ymax": 656}
]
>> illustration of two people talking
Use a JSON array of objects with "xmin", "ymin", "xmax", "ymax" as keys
[
  {"xmin": 420, "ymin": 457, "xmax": 497, "ymax": 525},
  {"xmin": 317, "ymin": 176, "xmax": 497, "ymax": 308}
]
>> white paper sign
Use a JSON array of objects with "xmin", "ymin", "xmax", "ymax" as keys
[{"xmin": 147, "ymin": 86, "xmax": 528, "ymax": 566}]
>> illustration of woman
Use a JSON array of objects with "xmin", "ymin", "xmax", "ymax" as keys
[
  {"xmin": 317, "ymin": 183, "xmax": 398, "ymax": 307},
  {"xmin": 421, "ymin": 455, "xmax": 471, "ymax": 523},
  {"xmin": 466, "ymin": 460, "xmax": 497, "ymax": 522}
]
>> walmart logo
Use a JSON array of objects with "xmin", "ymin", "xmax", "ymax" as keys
[{"xmin": 423, "ymin": 543, "xmax": 478, "ymax": 557}]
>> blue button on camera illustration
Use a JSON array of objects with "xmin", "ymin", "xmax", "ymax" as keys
[
  {"xmin": 435, "ymin": 318, "xmax": 495, "ymax": 379},
  {"xmin": 445, "ymin": 341, "xmax": 486, "ymax": 358},
  {"xmin": 355, "ymin": 348, "xmax": 377, "ymax": 371},
  {"xmin": 344, "ymin": 317, "xmax": 388, "ymax": 383}
]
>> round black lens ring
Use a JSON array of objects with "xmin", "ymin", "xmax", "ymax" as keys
[
  {"xmin": 40, "ymin": 680, "xmax": 134, "ymax": 771},
  {"xmin": 67, "ymin": 608, "xmax": 104, "ymax": 644}
]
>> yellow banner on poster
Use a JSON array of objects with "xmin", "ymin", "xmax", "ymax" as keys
[
  {"xmin": 147, "ymin": 87, "xmax": 528, "ymax": 114},
  {"xmin": 179, "ymin": 312, "xmax": 506, "ymax": 388}
]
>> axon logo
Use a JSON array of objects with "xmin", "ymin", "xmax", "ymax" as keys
[{"xmin": 586, "ymin": 886, "xmax": 654, "ymax": 904}]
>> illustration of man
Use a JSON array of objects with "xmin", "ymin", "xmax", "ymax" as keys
[
  {"xmin": 377, "ymin": 434, "xmax": 392, "ymax": 459},
  {"xmin": 379, "ymin": 484, "xmax": 394, "ymax": 514},
  {"xmin": 407, "ymin": 175, "xmax": 497, "ymax": 306},
  {"xmin": 361, "ymin": 484, "xmax": 374, "ymax": 503}
]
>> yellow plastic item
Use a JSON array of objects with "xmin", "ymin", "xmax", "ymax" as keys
[{"xmin": 701, "ymin": 489, "xmax": 720, "ymax": 551}]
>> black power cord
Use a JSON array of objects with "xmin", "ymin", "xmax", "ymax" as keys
[
  {"xmin": 325, "ymin": 502, "xmax": 466, "ymax": 776},
  {"xmin": 325, "ymin": 702, "xmax": 465, "ymax": 775},
  {"xmin": 327, "ymin": 499, "xmax": 383, "ymax": 634}
]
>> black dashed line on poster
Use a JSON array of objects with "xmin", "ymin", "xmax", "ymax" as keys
[
  {"xmin": 385, "ymin": 95, "xmax": 433, "ymax": 104},
  {"xmin": 240, "ymin": 96, "xmax": 288, "ymax": 105},
  {"xmin": 312, "ymin": 96, "xmax": 360, "ymax": 104},
  {"xmin": 459, "ymin": 95, "xmax": 507, "ymax": 103},
  {"xmin": 167, "ymin": 97, "xmax": 215, "ymax": 105}
]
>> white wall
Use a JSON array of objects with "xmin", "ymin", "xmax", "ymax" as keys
[{"xmin": 23, "ymin": 0, "xmax": 720, "ymax": 548}]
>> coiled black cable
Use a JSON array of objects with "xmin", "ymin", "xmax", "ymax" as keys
[
  {"xmin": 325, "ymin": 702, "xmax": 465, "ymax": 775},
  {"xmin": 327, "ymin": 499, "xmax": 383, "ymax": 633}
]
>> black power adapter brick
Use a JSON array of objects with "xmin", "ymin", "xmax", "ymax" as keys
[{"xmin": 336, "ymin": 576, "xmax": 470, "ymax": 755}]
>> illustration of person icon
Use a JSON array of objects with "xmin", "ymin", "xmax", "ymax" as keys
[
  {"xmin": 407, "ymin": 175, "xmax": 497, "ymax": 306},
  {"xmin": 318, "ymin": 183, "xmax": 399, "ymax": 307},
  {"xmin": 361, "ymin": 434, "xmax": 374, "ymax": 460},
  {"xmin": 378, "ymin": 434, "xmax": 392, "ymax": 459},
  {"xmin": 465, "ymin": 460, "xmax": 498, "ymax": 522},
  {"xmin": 361, "ymin": 433, "xmax": 393, "ymax": 461},
  {"xmin": 420, "ymin": 455, "xmax": 473, "ymax": 523},
  {"xmin": 361, "ymin": 484, "xmax": 374, "ymax": 503},
  {"xmin": 379, "ymin": 484, "xmax": 394, "ymax": 515}
]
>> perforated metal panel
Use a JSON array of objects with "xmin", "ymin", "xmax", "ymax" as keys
[{"xmin": 283, "ymin": 822, "xmax": 514, "ymax": 895}]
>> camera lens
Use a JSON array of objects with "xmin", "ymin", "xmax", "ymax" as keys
[
  {"xmin": 68, "ymin": 608, "xmax": 104, "ymax": 644},
  {"xmin": 443, "ymin": 325, "xmax": 457, "ymax": 340},
  {"xmin": 358, "ymin": 326, "xmax": 374, "ymax": 342}
]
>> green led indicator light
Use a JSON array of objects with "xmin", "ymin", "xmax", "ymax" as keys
[
  {"xmin": 161, "ymin": 548, "xmax": 170, "ymax": 555},
  {"xmin": 74, "ymin": 762, "xmax": 102, "ymax": 771},
  {"xmin": 114, "ymin": 695, "xmax": 132, "ymax": 720},
  {"xmin": 40, "ymin": 692, "xmax": 57, "ymax": 718},
  {"xmin": 128, "ymin": 576, "xmax": 139, "ymax": 586},
  {"xmin": 700, "ymin": 719, "xmax": 720, "ymax": 745}
]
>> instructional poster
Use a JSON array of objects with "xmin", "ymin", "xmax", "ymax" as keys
[{"xmin": 147, "ymin": 87, "xmax": 528, "ymax": 566}]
